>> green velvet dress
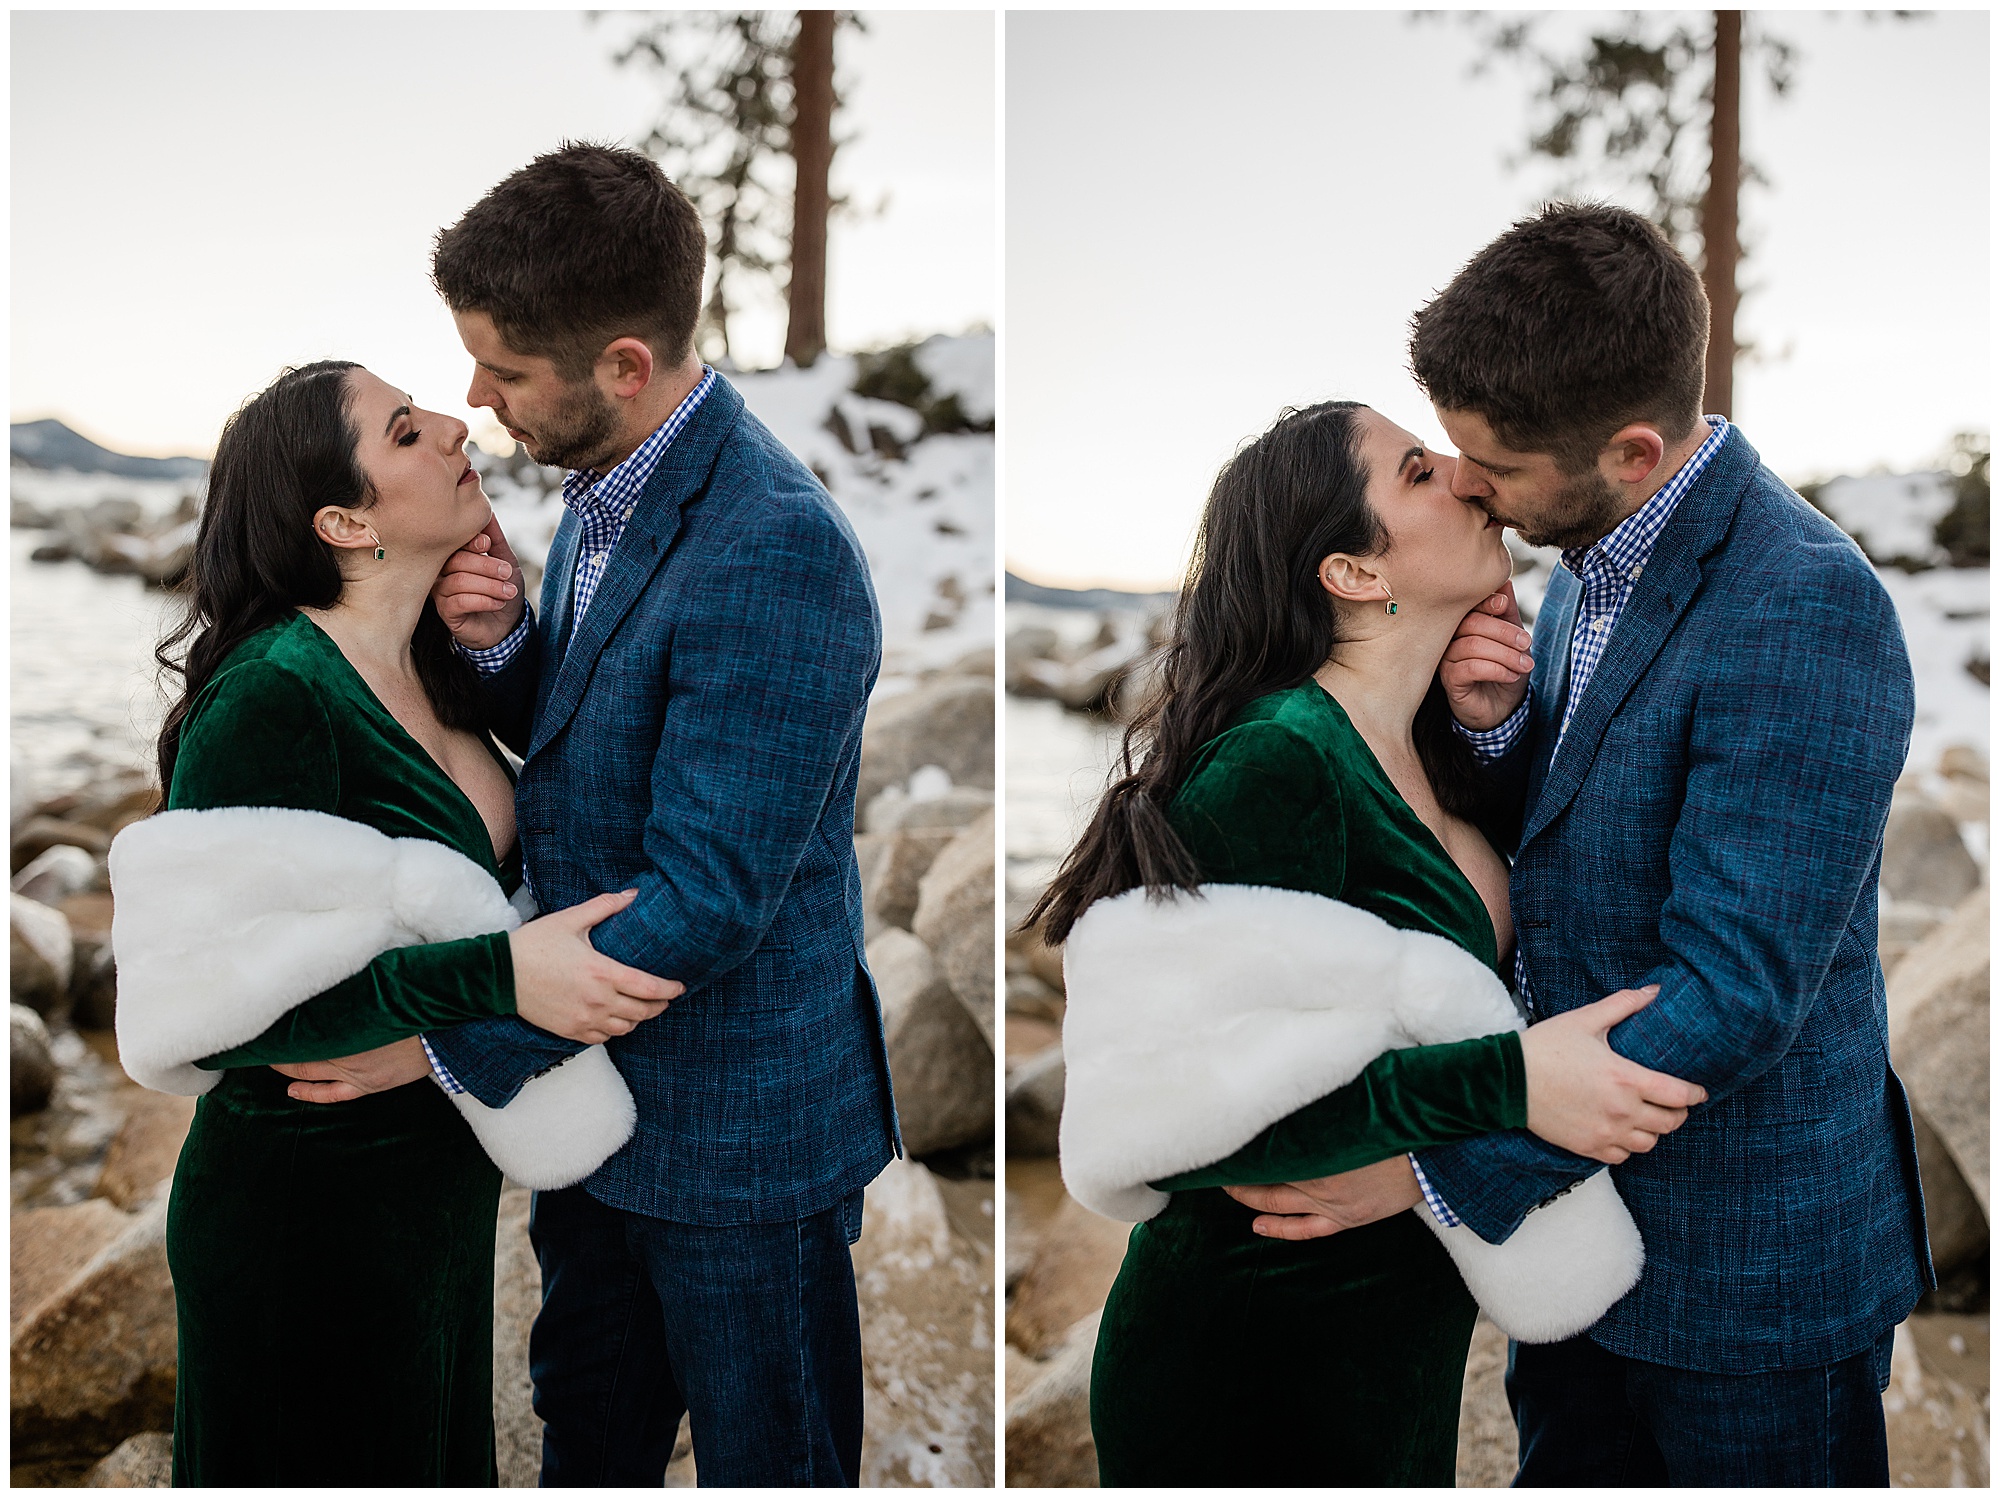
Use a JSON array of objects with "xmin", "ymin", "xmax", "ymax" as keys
[
  {"xmin": 162, "ymin": 613, "xmax": 521, "ymax": 1487},
  {"xmin": 1089, "ymin": 680, "xmax": 1529, "ymax": 1487}
]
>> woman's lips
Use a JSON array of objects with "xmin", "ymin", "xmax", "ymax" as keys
[{"xmin": 458, "ymin": 466, "xmax": 479, "ymax": 486}]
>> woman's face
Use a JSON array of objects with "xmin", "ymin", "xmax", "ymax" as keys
[
  {"xmin": 341, "ymin": 368, "xmax": 490, "ymax": 559},
  {"xmin": 1352, "ymin": 407, "xmax": 1513, "ymax": 613}
]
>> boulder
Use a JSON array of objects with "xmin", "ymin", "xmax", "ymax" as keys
[
  {"xmin": 1003, "ymin": 1310, "xmax": 1101, "ymax": 1488},
  {"xmin": 1887, "ymin": 886, "xmax": 1989, "ymax": 1215},
  {"xmin": 12, "ymin": 1199, "xmax": 130, "ymax": 1334},
  {"xmin": 1881, "ymin": 797, "xmax": 1981, "ymax": 909},
  {"xmin": 869, "ymin": 928, "xmax": 993, "ymax": 1158},
  {"xmin": 1910, "ymin": 1109, "xmax": 1987, "ymax": 1277},
  {"xmin": 851, "ymin": 1158, "xmax": 995, "ymax": 1486},
  {"xmin": 13, "ymin": 1003, "xmax": 57, "ymax": 1116},
  {"xmin": 1879, "ymin": 897, "xmax": 1953, "ymax": 974},
  {"xmin": 1007, "ymin": 920, "xmax": 1066, "ymax": 995},
  {"xmin": 1005, "ymin": 1194, "xmax": 1130, "ymax": 1359},
  {"xmin": 862, "ymin": 784, "xmax": 995, "ymax": 835},
  {"xmin": 95, "ymin": 1093, "xmax": 197, "ymax": 1211},
  {"xmin": 13, "ymin": 817, "xmax": 110, "ymax": 873},
  {"xmin": 67, "ymin": 784, "xmax": 161, "ymax": 836},
  {"xmin": 69, "ymin": 936, "xmax": 119, "ymax": 1031},
  {"xmin": 858, "ymin": 676, "xmax": 994, "ymax": 812},
  {"xmin": 1007, "ymin": 972, "xmax": 1065, "ymax": 1024},
  {"xmin": 913, "ymin": 811, "xmax": 996, "ymax": 1049},
  {"xmin": 83, "ymin": 1430, "xmax": 173, "ymax": 1487},
  {"xmin": 1884, "ymin": 1315, "xmax": 1990, "ymax": 1487},
  {"xmin": 11, "ymin": 748, "xmax": 35, "ymax": 833},
  {"xmin": 855, "ymin": 829, "xmax": 956, "ymax": 936},
  {"xmin": 11, "ymin": 1193, "xmax": 178, "ymax": 1462},
  {"xmin": 12, "ymin": 894, "xmax": 75, "ymax": 1016},
  {"xmin": 491, "ymin": 1186, "xmax": 542, "ymax": 1489},
  {"xmin": 1456, "ymin": 1315, "xmax": 1519, "ymax": 1488},
  {"xmin": 1006, "ymin": 1045, "xmax": 1065, "ymax": 1160},
  {"xmin": 12, "ymin": 844, "xmax": 101, "ymax": 904}
]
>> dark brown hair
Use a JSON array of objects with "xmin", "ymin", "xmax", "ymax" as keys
[
  {"xmin": 431, "ymin": 142, "xmax": 706, "ymax": 380},
  {"xmin": 1025, "ymin": 402, "xmax": 1486, "ymax": 946},
  {"xmin": 1409, "ymin": 202, "xmax": 1709, "ymax": 471},
  {"xmin": 154, "ymin": 361, "xmax": 485, "ymax": 792}
]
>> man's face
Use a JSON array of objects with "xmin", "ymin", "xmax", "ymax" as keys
[
  {"xmin": 1435, "ymin": 406, "xmax": 1626, "ymax": 552},
  {"xmin": 453, "ymin": 309, "xmax": 620, "ymax": 472}
]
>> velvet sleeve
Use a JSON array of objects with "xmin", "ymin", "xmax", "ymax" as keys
[
  {"xmin": 166, "ymin": 656, "xmax": 517, "ymax": 1068},
  {"xmin": 1150, "ymin": 1031, "xmax": 1527, "ymax": 1190}
]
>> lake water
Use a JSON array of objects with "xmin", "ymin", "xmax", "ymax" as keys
[
  {"xmin": 11, "ymin": 531, "xmax": 175, "ymax": 801},
  {"xmin": 1004, "ymin": 693, "xmax": 1120, "ymax": 907}
]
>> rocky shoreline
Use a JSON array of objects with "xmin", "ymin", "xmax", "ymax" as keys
[
  {"xmin": 10, "ymin": 647, "xmax": 997, "ymax": 1487},
  {"xmin": 1000, "ymin": 729, "xmax": 1991, "ymax": 1487}
]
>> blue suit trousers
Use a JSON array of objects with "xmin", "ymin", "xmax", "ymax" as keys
[{"xmin": 527, "ymin": 1184, "xmax": 866, "ymax": 1487}]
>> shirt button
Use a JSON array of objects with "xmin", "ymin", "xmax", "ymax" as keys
[
  {"xmin": 1591, "ymin": 618, "xmax": 1609, "ymax": 632},
  {"xmin": 1629, "ymin": 564, "xmax": 1644, "ymax": 580}
]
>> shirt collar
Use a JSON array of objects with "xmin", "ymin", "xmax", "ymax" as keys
[
  {"xmin": 1562, "ymin": 416, "xmax": 1731, "ymax": 581},
  {"xmin": 562, "ymin": 366, "xmax": 717, "ymax": 526}
]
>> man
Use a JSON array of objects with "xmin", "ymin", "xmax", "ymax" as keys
[
  {"xmin": 1229, "ymin": 204, "xmax": 1931, "ymax": 1485},
  {"xmin": 295, "ymin": 143, "xmax": 899, "ymax": 1486}
]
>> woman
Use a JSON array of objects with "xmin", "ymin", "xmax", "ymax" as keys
[
  {"xmin": 1027, "ymin": 401, "xmax": 1704, "ymax": 1485},
  {"xmin": 150, "ymin": 361, "xmax": 675, "ymax": 1486}
]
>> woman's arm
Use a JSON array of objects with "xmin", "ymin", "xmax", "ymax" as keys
[
  {"xmin": 1151, "ymin": 1032, "xmax": 1526, "ymax": 1190},
  {"xmin": 166, "ymin": 656, "xmax": 518, "ymax": 1071}
]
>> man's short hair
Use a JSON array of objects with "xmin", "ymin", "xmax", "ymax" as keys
[
  {"xmin": 432, "ymin": 142, "xmax": 706, "ymax": 381},
  {"xmin": 1409, "ymin": 202, "xmax": 1710, "ymax": 471}
]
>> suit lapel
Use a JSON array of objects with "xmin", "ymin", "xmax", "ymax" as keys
[
  {"xmin": 539, "ymin": 511, "xmax": 582, "ymax": 665},
  {"xmin": 526, "ymin": 376, "xmax": 746, "ymax": 762},
  {"xmin": 1523, "ymin": 566, "xmax": 1580, "ymax": 818},
  {"xmin": 1518, "ymin": 429, "xmax": 1759, "ymax": 850}
]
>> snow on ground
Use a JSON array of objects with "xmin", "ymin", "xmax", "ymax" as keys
[
  {"xmin": 477, "ymin": 332, "xmax": 994, "ymax": 693},
  {"xmin": 1814, "ymin": 472, "xmax": 1956, "ymax": 569},
  {"xmin": 10, "ymin": 467, "xmax": 195, "ymax": 521}
]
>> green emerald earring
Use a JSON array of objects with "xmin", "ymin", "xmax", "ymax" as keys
[{"xmin": 1385, "ymin": 599, "xmax": 1398, "ymax": 616}]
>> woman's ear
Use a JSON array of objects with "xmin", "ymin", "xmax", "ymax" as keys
[
  {"xmin": 1317, "ymin": 552, "xmax": 1392, "ymax": 606},
  {"xmin": 312, "ymin": 505, "xmax": 377, "ymax": 553}
]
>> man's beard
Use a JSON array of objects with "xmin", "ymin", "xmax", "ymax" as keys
[
  {"xmin": 1504, "ymin": 465, "xmax": 1627, "ymax": 551},
  {"xmin": 519, "ymin": 379, "xmax": 621, "ymax": 471}
]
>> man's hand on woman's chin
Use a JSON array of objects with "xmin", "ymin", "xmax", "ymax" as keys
[
  {"xmin": 271, "ymin": 1037, "xmax": 433, "ymax": 1103},
  {"xmin": 1223, "ymin": 1154, "xmax": 1423, "ymax": 1241},
  {"xmin": 1440, "ymin": 581, "xmax": 1533, "ymax": 731},
  {"xmin": 432, "ymin": 512, "xmax": 528, "ymax": 650}
]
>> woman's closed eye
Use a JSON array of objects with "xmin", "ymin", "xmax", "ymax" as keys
[{"xmin": 397, "ymin": 426, "xmax": 423, "ymax": 448}]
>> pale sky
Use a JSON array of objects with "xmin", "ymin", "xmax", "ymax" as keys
[
  {"xmin": 1007, "ymin": 11, "xmax": 1990, "ymax": 590},
  {"xmin": 11, "ymin": 9, "xmax": 995, "ymax": 459}
]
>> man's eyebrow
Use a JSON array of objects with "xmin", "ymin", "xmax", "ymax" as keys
[{"xmin": 383, "ymin": 404, "xmax": 411, "ymax": 435}]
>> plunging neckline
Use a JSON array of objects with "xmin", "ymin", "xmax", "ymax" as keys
[
  {"xmin": 293, "ymin": 613, "xmax": 519, "ymax": 873},
  {"xmin": 1307, "ymin": 682, "xmax": 1509, "ymax": 971}
]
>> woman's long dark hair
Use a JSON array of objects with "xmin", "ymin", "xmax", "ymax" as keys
[
  {"xmin": 1026, "ymin": 401, "xmax": 1486, "ymax": 945},
  {"xmin": 155, "ymin": 360, "xmax": 486, "ymax": 791}
]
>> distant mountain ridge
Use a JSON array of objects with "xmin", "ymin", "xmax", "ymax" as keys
[
  {"xmin": 11, "ymin": 419, "xmax": 208, "ymax": 481},
  {"xmin": 1006, "ymin": 571, "xmax": 1176, "ymax": 612}
]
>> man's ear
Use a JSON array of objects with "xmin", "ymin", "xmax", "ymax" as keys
[
  {"xmin": 1599, "ymin": 423, "xmax": 1668, "ymax": 486},
  {"xmin": 1318, "ymin": 552, "xmax": 1392, "ymax": 606},
  {"xmin": 597, "ymin": 337, "xmax": 656, "ymax": 400}
]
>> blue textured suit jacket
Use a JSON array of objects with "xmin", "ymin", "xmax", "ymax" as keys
[
  {"xmin": 429, "ymin": 374, "xmax": 900, "ymax": 1226},
  {"xmin": 1415, "ymin": 427, "xmax": 1933, "ymax": 1374}
]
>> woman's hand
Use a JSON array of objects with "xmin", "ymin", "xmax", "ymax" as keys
[
  {"xmin": 508, "ymin": 890, "xmax": 683, "ymax": 1044},
  {"xmin": 273, "ymin": 1037, "xmax": 433, "ymax": 1103},
  {"xmin": 432, "ymin": 513, "xmax": 526, "ymax": 651},
  {"xmin": 1520, "ymin": 985, "xmax": 1708, "ymax": 1163}
]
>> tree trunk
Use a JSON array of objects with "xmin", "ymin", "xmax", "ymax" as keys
[
  {"xmin": 1700, "ymin": 10, "xmax": 1741, "ymax": 419},
  {"xmin": 785, "ymin": 10, "xmax": 836, "ymax": 369}
]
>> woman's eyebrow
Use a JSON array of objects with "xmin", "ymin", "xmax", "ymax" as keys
[{"xmin": 383, "ymin": 404, "xmax": 411, "ymax": 436}]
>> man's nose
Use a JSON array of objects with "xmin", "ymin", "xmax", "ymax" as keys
[{"xmin": 1449, "ymin": 456, "xmax": 1491, "ymax": 501}]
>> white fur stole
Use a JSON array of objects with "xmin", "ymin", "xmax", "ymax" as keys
[
  {"xmin": 109, "ymin": 805, "xmax": 635, "ymax": 1190},
  {"xmin": 1059, "ymin": 882, "xmax": 1644, "ymax": 1344}
]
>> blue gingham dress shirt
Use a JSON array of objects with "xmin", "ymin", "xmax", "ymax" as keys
[
  {"xmin": 424, "ymin": 368, "xmax": 717, "ymax": 1095},
  {"xmin": 1412, "ymin": 417, "xmax": 1731, "ymax": 1227}
]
